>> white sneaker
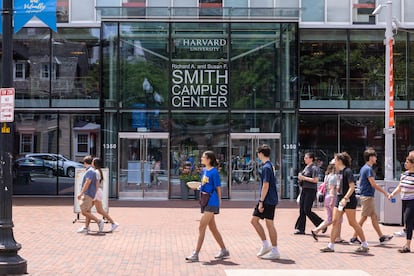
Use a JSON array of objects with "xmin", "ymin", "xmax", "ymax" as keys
[
  {"xmin": 260, "ymin": 250, "xmax": 280, "ymax": 260},
  {"xmin": 256, "ymin": 245, "xmax": 272, "ymax": 257},
  {"xmin": 111, "ymin": 222, "xmax": 119, "ymax": 232},
  {"xmin": 98, "ymin": 220, "xmax": 105, "ymax": 232},
  {"xmin": 185, "ymin": 251, "xmax": 199, "ymax": 262},
  {"xmin": 214, "ymin": 249, "xmax": 230, "ymax": 259},
  {"xmin": 77, "ymin": 227, "xmax": 89, "ymax": 233},
  {"xmin": 394, "ymin": 229, "xmax": 406, "ymax": 237}
]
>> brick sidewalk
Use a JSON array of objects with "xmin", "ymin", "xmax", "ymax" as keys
[{"xmin": 8, "ymin": 197, "xmax": 412, "ymax": 275}]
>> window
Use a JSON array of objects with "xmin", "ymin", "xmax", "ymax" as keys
[
  {"xmin": 57, "ymin": 0, "xmax": 69, "ymax": 23},
  {"xmin": 77, "ymin": 134, "xmax": 89, "ymax": 153},
  {"xmin": 352, "ymin": 0, "xmax": 376, "ymax": 24},
  {"xmin": 40, "ymin": 63, "xmax": 58, "ymax": 80},
  {"xmin": 199, "ymin": 0, "xmax": 222, "ymax": 16},
  {"xmin": 14, "ymin": 62, "xmax": 26, "ymax": 80},
  {"xmin": 20, "ymin": 133, "xmax": 34, "ymax": 154},
  {"xmin": 301, "ymin": 0, "xmax": 324, "ymax": 22}
]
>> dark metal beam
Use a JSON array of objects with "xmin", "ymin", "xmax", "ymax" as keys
[{"xmin": 0, "ymin": 0, "xmax": 27, "ymax": 274}]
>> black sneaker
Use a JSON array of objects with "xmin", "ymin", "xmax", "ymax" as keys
[
  {"xmin": 379, "ymin": 235, "xmax": 393, "ymax": 244},
  {"xmin": 349, "ymin": 237, "xmax": 361, "ymax": 245}
]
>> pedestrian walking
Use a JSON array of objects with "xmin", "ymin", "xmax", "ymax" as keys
[
  {"xmin": 185, "ymin": 150, "xmax": 229, "ymax": 262},
  {"xmin": 77, "ymin": 155, "xmax": 104, "ymax": 233},
  {"xmin": 349, "ymin": 148, "xmax": 393, "ymax": 245},
  {"xmin": 311, "ymin": 161, "xmax": 344, "ymax": 242},
  {"xmin": 320, "ymin": 152, "xmax": 369, "ymax": 253},
  {"xmin": 92, "ymin": 157, "xmax": 119, "ymax": 232},
  {"xmin": 388, "ymin": 153, "xmax": 414, "ymax": 253},
  {"xmin": 294, "ymin": 152, "xmax": 324, "ymax": 234},
  {"xmin": 251, "ymin": 144, "xmax": 280, "ymax": 260}
]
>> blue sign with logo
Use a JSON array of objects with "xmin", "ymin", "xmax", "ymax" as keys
[{"xmin": 14, "ymin": 0, "xmax": 57, "ymax": 32}]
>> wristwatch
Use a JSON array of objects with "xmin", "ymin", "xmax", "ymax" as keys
[{"xmin": 259, "ymin": 200, "xmax": 263, "ymax": 203}]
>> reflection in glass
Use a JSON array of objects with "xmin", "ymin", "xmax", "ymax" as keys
[
  {"xmin": 170, "ymin": 112, "xmax": 228, "ymax": 198},
  {"xmin": 13, "ymin": 113, "xmax": 101, "ymax": 196},
  {"xmin": 350, "ymin": 30, "xmax": 385, "ymax": 101},
  {"xmin": 230, "ymin": 23, "xmax": 280, "ymax": 109},
  {"xmin": 118, "ymin": 22, "xmax": 169, "ymax": 109},
  {"xmin": 13, "ymin": 28, "xmax": 100, "ymax": 108},
  {"xmin": 300, "ymin": 29, "xmax": 347, "ymax": 102}
]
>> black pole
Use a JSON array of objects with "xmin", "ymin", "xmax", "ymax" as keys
[{"xmin": 0, "ymin": 0, "xmax": 27, "ymax": 274}]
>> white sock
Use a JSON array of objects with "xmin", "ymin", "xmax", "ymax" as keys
[
  {"xmin": 362, "ymin": 241, "xmax": 369, "ymax": 247},
  {"xmin": 262, "ymin": 240, "xmax": 270, "ymax": 247},
  {"xmin": 328, "ymin": 242, "xmax": 334, "ymax": 250},
  {"xmin": 272, "ymin": 246, "xmax": 279, "ymax": 254}
]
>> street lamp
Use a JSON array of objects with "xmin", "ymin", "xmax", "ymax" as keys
[
  {"xmin": 0, "ymin": 0, "xmax": 27, "ymax": 274},
  {"xmin": 372, "ymin": 1, "xmax": 395, "ymax": 181}
]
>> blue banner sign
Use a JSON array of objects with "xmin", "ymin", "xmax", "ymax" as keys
[{"xmin": 14, "ymin": 0, "xmax": 57, "ymax": 33}]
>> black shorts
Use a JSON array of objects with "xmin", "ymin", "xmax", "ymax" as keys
[
  {"xmin": 201, "ymin": 205, "xmax": 220, "ymax": 214},
  {"xmin": 335, "ymin": 195, "xmax": 358, "ymax": 210},
  {"xmin": 252, "ymin": 203, "xmax": 276, "ymax": 220}
]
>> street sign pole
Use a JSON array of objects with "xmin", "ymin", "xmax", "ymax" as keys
[{"xmin": 0, "ymin": 0, "xmax": 27, "ymax": 274}]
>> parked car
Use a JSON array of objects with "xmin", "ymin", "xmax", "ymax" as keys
[
  {"xmin": 14, "ymin": 157, "xmax": 55, "ymax": 178},
  {"xmin": 25, "ymin": 153, "xmax": 84, "ymax": 178}
]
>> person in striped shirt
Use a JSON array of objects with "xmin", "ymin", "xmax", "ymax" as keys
[{"xmin": 388, "ymin": 154, "xmax": 414, "ymax": 253}]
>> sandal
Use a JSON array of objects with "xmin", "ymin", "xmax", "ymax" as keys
[
  {"xmin": 311, "ymin": 230, "xmax": 318, "ymax": 241},
  {"xmin": 398, "ymin": 246, "xmax": 411, "ymax": 253}
]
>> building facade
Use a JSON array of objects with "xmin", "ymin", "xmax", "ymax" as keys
[{"xmin": 3, "ymin": 0, "xmax": 414, "ymax": 200}]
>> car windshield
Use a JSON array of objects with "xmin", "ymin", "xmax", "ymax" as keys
[{"xmin": 57, "ymin": 155, "xmax": 70, "ymax": 161}]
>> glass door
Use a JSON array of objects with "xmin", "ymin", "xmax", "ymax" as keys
[
  {"xmin": 118, "ymin": 132, "xmax": 169, "ymax": 199},
  {"xmin": 230, "ymin": 133, "xmax": 281, "ymax": 200}
]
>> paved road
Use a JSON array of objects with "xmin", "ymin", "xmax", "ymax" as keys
[{"xmin": 8, "ymin": 197, "xmax": 411, "ymax": 275}]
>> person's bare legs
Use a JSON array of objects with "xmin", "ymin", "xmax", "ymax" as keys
[
  {"xmin": 208, "ymin": 215, "xmax": 226, "ymax": 249},
  {"xmin": 329, "ymin": 208, "xmax": 344, "ymax": 243},
  {"xmin": 370, "ymin": 213, "xmax": 384, "ymax": 237},
  {"xmin": 251, "ymin": 216, "xmax": 267, "ymax": 241},
  {"xmin": 345, "ymin": 209, "xmax": 367, "ymax": 242},
  {"xmin": 81, "ymin": 209, "xmax": 99, "ymax": 227},
  {"xmin": 313, "ymin": 220, "xmax": 329, "ymax": 234},
  {"xmin": 351, "ymin": 215, "xmax": 368, "ymax": 239},
  {"xmin": 265, "ymin": 219, "xmax": 277, "ymax": 246},
  {"xmin": 94, "ymin": 200, "xmax": 115, "ymax": 224},
  {"xmin": 195, "ymin": 212, "xmax": 215, "ymax": 252}
]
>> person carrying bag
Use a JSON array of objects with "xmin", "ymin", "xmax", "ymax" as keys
[{"xmin": 186, "ymin": 150, "xmax": 229, "ymax": 262}]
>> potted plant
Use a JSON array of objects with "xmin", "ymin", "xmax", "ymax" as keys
[{"xmin": 179, "ymin": 163, "xmax": 200, "ymax": 199}]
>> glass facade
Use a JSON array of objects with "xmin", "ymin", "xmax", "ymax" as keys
[
  {"xmin": 300, "ymin": 28, "xmax": 414, "ymax": 109},
  {"xmin": 12, "ymin": 28, "xmax": 100, "ymax": 108},
  {"xmin": 5, "ymin": 1, "xmax": 414, "ymax": 200},
  {"xmin": 101, "ymin": 20, "xmax": 297, "ymax": 199},
  {"xmin": 4, "ymin": 27, "xmax": 101, "ymax": 196},
  {"xmin": 299, "ymin": 27, "xmax": 414, "ymax": 191},
  {"xmin": 298, "ymin": 113, "xmax": 414, "ymax": 184}
]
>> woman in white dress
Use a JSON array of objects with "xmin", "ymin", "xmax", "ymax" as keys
[{"xmin": 93, "ymin": 157, "xmax": 119, "ymax": 232}]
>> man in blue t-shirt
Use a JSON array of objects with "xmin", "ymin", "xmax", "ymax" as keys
[
  {"xmin": 349, "ymin": 148, "xmax": 393, "ymax": 244},
  {"xmin": 251, "ymin": 144, "xmax": 280, "ymax": 260},
  {"xmin": 76, "ymin": 155, "xmax": 104, "ymax": 233}
]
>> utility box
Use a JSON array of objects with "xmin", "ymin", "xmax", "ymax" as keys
[{"xmin": 379, "ymin": 180, "xmax": 402, "ymax": 225}]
